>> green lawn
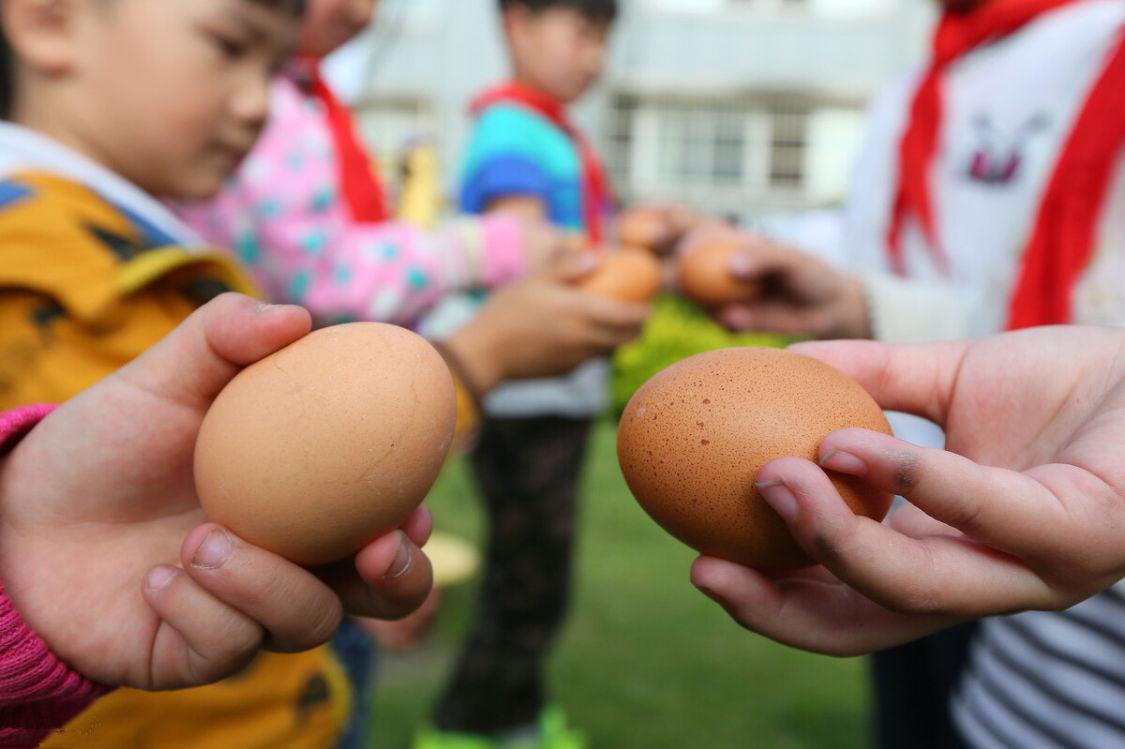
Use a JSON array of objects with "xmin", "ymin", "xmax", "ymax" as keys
[{"xmin": 371, "ymin": 420, "xmax": 871, "ymax": 749}]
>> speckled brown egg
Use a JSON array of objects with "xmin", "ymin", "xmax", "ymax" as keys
[
  {"xmin": 678, "ymin": 239, "xmax": 762, "ymax": 308},
  {"xmin": 617, "ymin": 347, "xmax": 893, "ymax": 569},
  {"xmin": 578, "ymin": 248, "xmax": 664, "ymax": 304},
  {"xmin": 194, "ymin": 323, "xmax": 456, "ymax": 566}
]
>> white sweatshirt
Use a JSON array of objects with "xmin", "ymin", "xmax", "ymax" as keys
[
  {"xmin": 847, "ymin": 0, "xmax": 1125, "ymax": 342},
  {"xmin": 841, "ymin": 3, "xmax": 1125, "ymax": 748}
]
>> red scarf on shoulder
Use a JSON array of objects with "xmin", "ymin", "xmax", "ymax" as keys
[
  {"xmin": 469, "ymin": 82, "xmax": 614, "ymax": 244},
  {"xmin": 887, "ymin": 0, "xmax": 1125, "ymax": 328},
  {"xmin": 300, "ymin": 59, "xmax": 390, "ymax": 224}
]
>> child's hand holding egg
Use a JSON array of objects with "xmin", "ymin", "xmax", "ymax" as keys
[
  {"xmin": 677, "ymin": 237, "xmax": 763, "ymax": 310},
  {"xmin": 576, "ymin": 247, "xmax": 664, "ymax": 304}
]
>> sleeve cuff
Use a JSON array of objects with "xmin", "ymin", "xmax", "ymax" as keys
[
  {"xmin": 864, "ymin": 273, "xmax": 975, "ymax": 344},
  {"xmin": 477, "ymin": 215, "xmax": 528, "ymax": 288},
  {"xmin": 0, "ymin": 405, "xmax": 58, "ymax": 455},
  {"xmin": 0, "ymin": 406, "xmax": 111, "ymax": 744}
]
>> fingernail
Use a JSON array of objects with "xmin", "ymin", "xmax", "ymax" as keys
[
  {"xmin": 384, "ymin": 532, "xmax": 412, "ymax": 580},
  {"xmin": 146, "ymin": 566, "xmax": 178, "ymax": 590},
  {"xmin": 820, "ymin": 449, "xmax": 867, "ymax": 475},
  {"xmin": 755, "ymin": 480, "xmax": 799, "ymax": 522},
  {"xmin": 254, "ymin": 302, "xmax": 280, "ymax": 314},
  {"xmin": 192, "ymin": 529, "xmax": 232, "ymax": 569}
]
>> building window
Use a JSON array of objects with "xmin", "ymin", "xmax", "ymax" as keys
[
  {"xmin": 607, "ymin": 95, "xmax": 817, "ymax": 212},
  {"xmin": 769, "ymin": 105, "xmax": 808, "ymax": 189},
  {"xmin": 653, "ymin": 102, "xmax": 747, "ymax": 188},
  {"xmin": 608, "ymin": 94, "xmax": 638, "ymax": 190}
]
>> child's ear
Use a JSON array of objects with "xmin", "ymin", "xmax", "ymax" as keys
[
  {"xmin": 500, "ymin": 4, "xmax": 532, "ymax": 43},
  {"xmin": 2, "ymin": 0, "xmax": 82, "ymax": 75}
]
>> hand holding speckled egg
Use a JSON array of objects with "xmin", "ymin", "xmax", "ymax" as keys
[
  {"xmin": 617, "ymin": 347, "xmax": 893, "ymax": 570},
  {"xmin": 689, "ymin": 329, "xmax": 1125, "ymax": 657}
]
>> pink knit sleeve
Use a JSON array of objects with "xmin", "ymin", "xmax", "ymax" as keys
[
  {"xmin": 176, "ymin": 76, "xmax": 530, "ymax": 327},
  {"xmin": 0, "ymin": 406, "xmax": 110, "ymax": 747}
]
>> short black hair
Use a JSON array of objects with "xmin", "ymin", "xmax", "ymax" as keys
[
  {"xmin": 0, "ymin": 28, "xmax": 11, "ymax": 121},
  {"xmin": 0, "ymin": 0, "xmax": 306, "ymax": 120},
  {"xmin": 499, "ymin": 0, "xmax": 619, "ymax": 23}
]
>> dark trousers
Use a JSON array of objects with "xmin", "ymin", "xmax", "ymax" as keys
[
  {"xmin": 331, "ymin": 618, "xmax": 377, "ymax": 749},
  {"xmin": 872, "ymin": 622, "xmax": 979, "ymax": 749},
  {"xmin": 435, "ymin": 415, "xmax": 592, "ymax": 735}
]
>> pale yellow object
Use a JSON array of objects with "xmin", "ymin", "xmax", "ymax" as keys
[
  {"xmin": 42, "ymin": 647, "xmax": 350, "ymax": 749},
  {"xmin": 426, "ymin": 530, "xmax": 481, "ymax": 589},
  {"xmin": 396, "ymin": 140, "xmax": 443, "ymax": 230}
]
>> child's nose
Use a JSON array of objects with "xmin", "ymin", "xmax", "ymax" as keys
[{"xmin": 232, "ymin": 75, "xmax": 271, "ymax": 131}]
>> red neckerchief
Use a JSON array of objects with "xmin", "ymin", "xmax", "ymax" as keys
[
  {"xmin": 469, "ymin": 82, "xmax": 614, "ymax": 244},
  {"xmin": 888, "ymin": 0, "xmax": 1124, "ymax": 327},
  {"xmin": 296, "ymin": 57, "xmax": 389, "ymax": 224}
]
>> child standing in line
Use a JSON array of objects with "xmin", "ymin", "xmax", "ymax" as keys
[
  {"xmin": 689, "ymin": 1, "xmax": 1125, "ymax": 747},
  {"xmin": 0, "ymin": 1, "xmax": 378, "ymax": 746},
  {"xmin": 176, "ymin": 0, "xmax": 565, "ymax": 330},
  {"xmin": 422, "ymin": 2, "xmax": 620, "ymax": 747}
]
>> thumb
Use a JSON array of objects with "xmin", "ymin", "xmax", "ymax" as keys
[
  {"xmin": 726, "ymin": 238, "xmax": 794, "ymax": 283},
  {"xmin": 544, "ymin": 250, "xmax": 601, "ymax": 285},
  {"xmin": 788, "ymin": 339, "xmax": 968, "ymax": 424},
  {"xmin": 118, "ymin": 293, "xmax": 312, "ymax": 409}
]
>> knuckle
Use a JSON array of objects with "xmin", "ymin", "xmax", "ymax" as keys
[
  {"xmin": 189, "ymin": 620, "xmax": 262, "ymax": 684},
  {"xmin": 304, "ymin": 597, "xmax": 344, "ymax": 646},
  {"xmin": 890, "ymin": 449, "xmax": 922, "ymax": 495},
  {"xmin": 891, "ymin": 585, "xmax": 942, "ymax": 616}
]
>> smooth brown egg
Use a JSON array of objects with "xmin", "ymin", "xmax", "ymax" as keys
[
  {"xmin": 578, "ymin": 248, "xmax": 664, "ymax": 304},
  {"xmin": 194, "ymin": 323, "xmax": 456, "ymax": 566},
  {"xmin": 618, "ymin": 208, "xmax": 672, "ymax": 254},
  {"xmin": 678, "ymin": 239, "xmax": 762, "ymax": 308},
  {"xmin": 617, "ymin": 347, "xmax": 893, "ymax": 570}
]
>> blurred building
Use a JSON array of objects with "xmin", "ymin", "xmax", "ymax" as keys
[{"xmin": 326, "ymin": 0, "xmax": 935, "ymax": 222}]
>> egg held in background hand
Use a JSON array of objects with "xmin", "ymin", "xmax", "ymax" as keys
[
  {"xmin": 618, "ymin": 208, "xmax": 672, "ymax": 254},
  {"xmin": 617, "ymin": 347, "xmax": 893, "ymax": 570},
  {"xmin": 678, "ymin": 238, "xmax": 762, "ymax": 308},
  {"xmin": 194, "ymin": 323, "xmax": 457, "ymax": 566},
  {"xmin": 578, "ymin": 248, "xmax": 663, "ymax": 304}
]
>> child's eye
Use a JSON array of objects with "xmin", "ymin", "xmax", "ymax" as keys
[{"xmin": 211, "ymin": 34, "xmax": 248, "ymax": 59}]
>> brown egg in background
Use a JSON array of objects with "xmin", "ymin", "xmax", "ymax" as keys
[
  {"xmin": 617, "ymin": 347, "xmax": 893, "ymax": 570},
  {"xmin": 194, "ymin": 323, "xmax": 457, "ymax": 567},
  {"xmin": 678, "ymin": 238, "xmax": 762, "ymax": 309},
  {"xmin": 618, "ymin": 208, "xmax": 673, "ymax": 254},
  {"xmin": 578, "ymin": 247, "xmax": 664, "ymax": 304}
]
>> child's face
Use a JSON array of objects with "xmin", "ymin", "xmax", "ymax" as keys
[
  {"xmin": 505, "ymin": 7, "xmax": 612, "ymax": 104},
  {"xmin": 298, "ymin": 0, "xmax": 377, "ymax": 59},
  {"xmin": 8, "ymin": 0, "xmax": 298, "ymax": 199}
]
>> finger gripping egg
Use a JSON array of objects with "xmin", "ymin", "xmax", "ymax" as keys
[
  {"xmin": 578, "ymin": 248, "xmax": 663, "ymax": 304},
  {"xmin": 194, "ymin": 323, "xmax": 456, "ymax": 566},
  {"xmin": 678, "ymin": 239, "xmax": 762, "ymax": 308},
  {"xmin": 617, "ymin": 347, "xmax": 892, "ymax": 570}
]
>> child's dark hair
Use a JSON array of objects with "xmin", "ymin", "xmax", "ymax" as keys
[
  {"xmin": 0, "ymin": 0, "xmax": 306, "ymax": 120},
  {"xmin": 1, "ymin": 23, "xmax": 12, "ymax": 119},
  {"xmin": 499, "ymin": 0, "xmax": 619, "ymax": 22}
]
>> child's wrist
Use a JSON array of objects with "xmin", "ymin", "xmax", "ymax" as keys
[
  {"xmin": 438, "ymin": 327, "xmax": 503, "ymax": 399},
  {"xmin": 431, "ymin": 340, "xmax": 486, "ymax": 416}
]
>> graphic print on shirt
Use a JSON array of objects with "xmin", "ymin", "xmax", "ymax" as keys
[{"xmin": 964, "ymin": 112, "xmax": 1051, "ymax": 186}]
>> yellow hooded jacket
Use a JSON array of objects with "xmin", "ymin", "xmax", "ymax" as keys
[{"xmin": 0, "ymin": 171, "xmax": 351, "ymax": 749}]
